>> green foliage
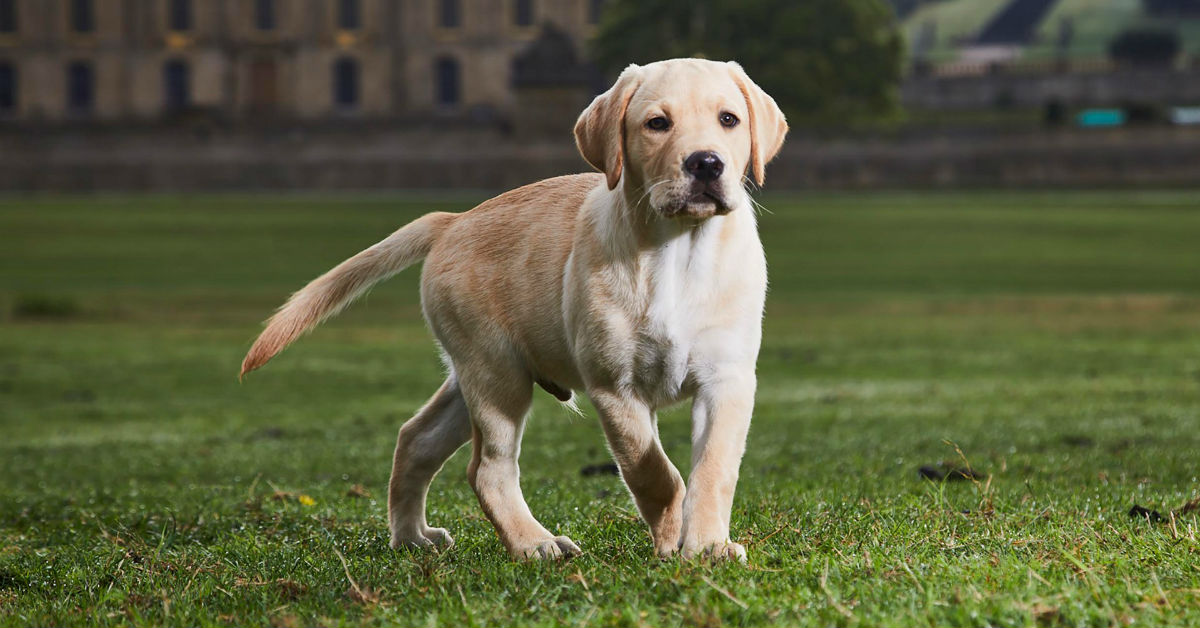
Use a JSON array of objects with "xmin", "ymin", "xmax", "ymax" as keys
[
  {"xmin": 590, "ymin": 0, "xmax": 905, "ymax": 125},
  {"xmin": 2, "ymin": 191, "xmax": 1200, "ymax": 626}
]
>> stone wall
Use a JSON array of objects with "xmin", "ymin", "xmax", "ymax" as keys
[
  {"xmin": 3, "ymin": 124, "xmax": 1199, "ymax": 191},
  {"xmin": 903, "ymin": 64, "xmax": 1200, "ymax": 111}
]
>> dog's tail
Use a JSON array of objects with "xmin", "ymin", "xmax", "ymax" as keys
[{"xmin": 240, "ymin": 211, "xmax": 456, "ymax": 378}]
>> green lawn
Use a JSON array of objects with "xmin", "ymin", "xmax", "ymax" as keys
[{"xmin": 2, "ymin": 190, "xmax": 1200, "ymax": 626}]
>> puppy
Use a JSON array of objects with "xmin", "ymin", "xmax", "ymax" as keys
[{"xmin": 241, "ymin": 58, "xmax": 787, "ymax": 562}]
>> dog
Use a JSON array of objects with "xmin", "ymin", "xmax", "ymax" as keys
[{"xmin": 240, "ymin": 58, "xmax": 787, "ymax": 562}]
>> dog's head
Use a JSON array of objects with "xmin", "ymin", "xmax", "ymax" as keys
[{"xmin": 575, "ymin": 58, "xmax": 787, "ymax": 220}]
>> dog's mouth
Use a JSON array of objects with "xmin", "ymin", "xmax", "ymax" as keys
[{"xmin": 660, "ymin": 183, "xmax": 732, "ymax": 219}]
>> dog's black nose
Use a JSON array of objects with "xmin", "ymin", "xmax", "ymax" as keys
[{"xmin": 684, "ymin": 151, "xmax": 724, "ymax": 182}]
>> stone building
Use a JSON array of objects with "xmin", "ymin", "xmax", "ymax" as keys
[{"xmin": 0, "ymin": 0, "xmax": 606, "ymax": 122}]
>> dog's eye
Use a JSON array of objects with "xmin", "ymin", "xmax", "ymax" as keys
[
  {"xmin": 719, "ymin": 112, "xmax": 740, "ymax": 128},
  {"xmin": 645, "ymin": 116, "xmax": 671, "ymax": 132}
]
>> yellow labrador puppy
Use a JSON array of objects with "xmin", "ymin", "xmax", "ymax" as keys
[{"xmin": 241, "ymin": 58, "xmax": 787, "ymax": 562}]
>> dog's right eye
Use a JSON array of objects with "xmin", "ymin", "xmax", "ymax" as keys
[{"xmin": 645, "ymin": 117, "xmax": 671, "ymax": 132}]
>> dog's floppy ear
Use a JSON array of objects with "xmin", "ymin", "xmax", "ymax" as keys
[
  {"xmin": 574, "ymin": 64, "xmax": 643, "ymax": 190},
  {"xmin": 727, "ymin": 62, "xmax": 788, "ymax": 186}
]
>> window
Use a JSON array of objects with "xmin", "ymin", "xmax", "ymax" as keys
[
  {"xmin": 0, "ymin": 63, "xmax": 14, "ymax": 113},
  {"xmin": 333, "ymin": 57, "xmax": 358, "ymax": 108},
  {"xmin": 514, "ymin": 0, "xmax": 534, "ymax": 27},
  {"xmin": 71, "ymin": 0, "xmax": 94, "ymax": 33},
  {"xmin": 434, "ymin": 56, "xmax": 459, "ymax": 106},
  {"xmin": 169, "ymin": 0, "xmax": 191, "ymax": 31},
  {"xmin": 67, "ymin": 61, "xmax": 93, "ymax": 112},
  {"xmin": 588, "ymin": 0, "xmax": 606, "ymax": 25},
  {"xmin": 0, "ymin": 0, "xmax": 16, "ymax": 34},
  {"xmin": 337, "ymin": 0, "xmax": 360, "ymax": 29},
  {"xmin": 164, "ymin": 59, "xmax": 189, "ymax": 110},
  {"xmin": 255, "ymin": 0, "xmax": 275, "ymax": 31},
  {"xmin": 438, "ymin": 0, "xmax": 460, "ymax": 28}
]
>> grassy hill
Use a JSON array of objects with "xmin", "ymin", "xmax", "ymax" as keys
[{"xmin": 902, "ymin": 0, "xmax": 1200, "ymax": 62}]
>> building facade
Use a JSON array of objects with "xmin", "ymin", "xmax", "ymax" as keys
[{"xmin": 0, "ymin": 0, "xmax": 605, "ymax": 122}]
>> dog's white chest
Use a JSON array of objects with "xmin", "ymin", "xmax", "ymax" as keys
[
  {"xmin": 626, "ymin": 229, "xmax": 722, "ymax": 404},
  {"xmin": 567, "ymin": 211, "xmax": 766, "ymax": 406},
  {"xmin": 630, "ymin": 295, "xmax": 692, "ymax": 404}
]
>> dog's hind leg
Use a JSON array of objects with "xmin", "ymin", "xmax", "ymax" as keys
[
  {"xmin": 388, "ymin": 376, "xmax": 471, "ymax": 550},
  {"xmin": 460, "ymin": 367, "xmax": 581, "ymax": 561}
]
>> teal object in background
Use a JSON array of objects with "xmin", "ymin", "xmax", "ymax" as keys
[{"xmin": 1077, "ymin": 109, "xmax": 1127, "ymax": 127}]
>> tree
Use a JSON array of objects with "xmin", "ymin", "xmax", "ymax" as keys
[{"xmin": 589, "ymin": 0, "xmax": 905, "ymax": 125}]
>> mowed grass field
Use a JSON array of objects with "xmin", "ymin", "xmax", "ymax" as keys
[{"xmin": 2, "ymin": 189, "xmax": 1200, "ymax": 626}]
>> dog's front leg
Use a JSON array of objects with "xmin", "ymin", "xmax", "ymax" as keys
[
  {"xmin": 680, "ymin": 370, "xmax": 755, "ymax": 562},
  {"xmin": 590, "ymin": 390, "xmax": 686, "ymax": 557}
]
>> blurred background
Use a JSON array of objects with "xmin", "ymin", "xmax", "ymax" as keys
[{"xmin": 0, "ymin": 0, "xmax": 1198, "ymax": 190}]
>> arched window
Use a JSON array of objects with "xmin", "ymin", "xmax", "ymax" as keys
[
  {"xmin": 333, "ymin": 57, "xmax": 359, "ymax": 108},
  {"xmin": 71, "ymin": 0, "xmax": 94, "ymax": 33},
  {"xmin": 337, "ymin": 0, "xmax": 360, "ymax": 30},
  {"xmin": 0, "ymin": 0, "xmax": 16, "ymax": 34},
  {"xmin": 67, "ymin": 61, "xmax": 93, "ymax": 113},
  {"xmin": 169, "ymin": 0, "xmax": 191, "ymax": 31},
  {"xmin": 164, "ymin": 59, "xmax": 189, "ymax": 110},
  {"xmin": 514, "ymin": 0, "xmax": 534, "ymax": 26},
  {"xmin": 0, "ymin": 63, "xmax": 15, "ymax": 114},
  {"xmin": 438, "ymin": 0, "xmax": 460, "ymax": 28},
  {"xmin": 434, "ymin": 56, "xmax": 460, "ymax": 106}
]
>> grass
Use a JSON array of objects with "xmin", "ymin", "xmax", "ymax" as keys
[{"xmin": 2, "ymin": 189, "xmax": 1200, "ymax": 626}]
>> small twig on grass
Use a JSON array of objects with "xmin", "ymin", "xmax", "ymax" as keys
[
  {"xmin": 699, "ymin": 575, "xmax": 748, "ymax": 610},
  {"xmin": 331, "ymin": 543, "xmax": 377, "ymax": 605},
  {"xmin": 1152, "ymin": 570, "xmax": 1174, "ymax": 611},
  {"xmin": 246, "ymin": 473, "xmax": 263, "ymax": 502},
  {"xmin": 946, "ymin": 440, "xmax": 978, "ymax": 483},
  {"xmin": 456, "ymin": 583, "xmax": 475, "ymax": 626},
  {"xmin": 748, "ymin": 523, "xmax": 788, "ymax": 547},
  {"xmin": 180, "ymin": 565, "xmax": 203, "ymax": 598},
  {"xmin": 1028, "ymin": 568, "xmax": 1052, "ymax": 587},
  {"xmin": 567, "ymin": 571, "xmax": 594, "ymax": 604},
  {"xmin": 819, "ymin": 560, "xmax": 854, "ymax": 620},
  {"xmin": 900, "ymin": 561, "xmax": 926, "ymax": 595}
]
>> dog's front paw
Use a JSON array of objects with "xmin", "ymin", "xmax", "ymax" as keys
[
  {"xmin": 656, "ymin": 541, "xmax": 681, "ymax": 559},
  {"xmin": 680, "ymin": 539, "xmax": 747, "ymax": 563},
  {"xmin": 515, "ymin": 535, "xmax": 582, "ymax": 561},
  {"xmin": 421, "ymin": 526, "xmax": 455, "ymax": 548},
  {"xmin": 390, "ymin": 526, "xmax": 455, "ymax": 551}
]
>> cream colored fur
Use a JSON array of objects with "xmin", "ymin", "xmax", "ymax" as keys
[{"xmin": 241, "ymin": 58, "xmax": 787, "ymax": 562}]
